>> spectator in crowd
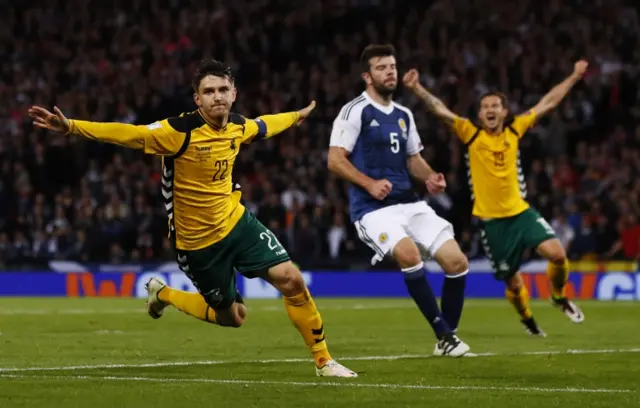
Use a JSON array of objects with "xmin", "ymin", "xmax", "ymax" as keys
[{"xmin": 1, "ymin": 0, "xmax": 640, "ymax": 269}]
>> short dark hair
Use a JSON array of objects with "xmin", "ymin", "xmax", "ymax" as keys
[
  {"xmin": 479, "ymin": 91, "xmax": 508, "ymax": 109},
  {"xmin": 192, "ymin": 58, "xmax": 234, "ymax": 92},
  {"xmin": 360, "ymin": 44, "xmax": 396, "ymax": 72}
]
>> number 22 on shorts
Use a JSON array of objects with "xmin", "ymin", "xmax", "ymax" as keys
[
  {"xmin": 536, "ymin": 217, "xmax": 555, "ymax": 235},
  {"xmin": 260, "ymin": 229, "xmax": 284, "ymax": 253}
]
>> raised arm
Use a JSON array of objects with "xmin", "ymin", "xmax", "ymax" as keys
[
  {"xmin": 29, "ymin": 106, "xmax": 187, "ymax": 156},
  {"xmin": 530, "ymin": 60, "xmax": 588, "ymax": 117},
  {"xmin": 403, "ymin": 69, "xmax": 458, "ymax": 126}
]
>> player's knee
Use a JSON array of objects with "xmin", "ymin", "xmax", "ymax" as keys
[
  {"xmin": 548, "ymin": 249, "xmax": 567, "ymax": 265},
  {"xmin": 216, "ymin": 304, "xmax": 246, "ymax": 328},
  {"xmin": 225, "ymin": 314, "xmax": 245, "ymax": 328},
  {"xmin": 270, "ymin": 262, "xmax": 306, "ymax": 297},
  {"xmin": 235, "ymin": 302, "xmax": 247, "ymax": 322},
  {"xmin": 506, "ymin": 273, "xmax": 524, "ymax": 292},
  {"xmin": 442, "ymin": 255, "xmax": 469, "ymax": 276},
  {"xmin": 538, "ymin": 240, "xmax": 567, "ymax": 265},
  {"xmin": 392, "ymin": 239, "xmax": 422, "ymax": 269}
]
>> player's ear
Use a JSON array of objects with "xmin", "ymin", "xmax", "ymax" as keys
[
  {"xmin": 361, "ymin": 72, "xmax": 372, "ymax": 86},
  {"xmin": 231, "ymin": 86, "xmax": 237, "ymax": 103},
  {"xmin": 193, "ymin": 92, "xmax": 201, "ymax": 107}
]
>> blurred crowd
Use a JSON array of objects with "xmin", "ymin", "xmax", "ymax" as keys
[{"xmin": 1, "ymin": 0, "xmax": 640, "ymax": 270}]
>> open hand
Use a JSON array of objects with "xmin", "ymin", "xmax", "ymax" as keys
[
  {"xmin": 28, "ymin": 106, "xmax": 71, "ymax": 133},
  {"xmin": 296, "ymin": 101, "xmax": 316, "ymax": 126},
  {"xmin": 426, "ymin": 173, "xmax": 446, "ymax": 194}
]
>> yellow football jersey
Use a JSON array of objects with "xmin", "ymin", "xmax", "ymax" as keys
[
  {"xmin": 69, "ymin": 110, "xmax": 299, "ymax": 250},
  {"xmin": 451, "ymin": 110, "xmax": 538, "ymax": 219}
]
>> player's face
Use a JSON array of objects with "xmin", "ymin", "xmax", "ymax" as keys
[
  {"xmin": 363, "ymin": 56, "xmax": 397, "ymax": 97},
  {"xmin": 194, "ymin": 75, "xmax": 237, "ymax": 121},
  {"xmin": 478, "ymin": 95, "xmax": 508, "ymax": 131}
]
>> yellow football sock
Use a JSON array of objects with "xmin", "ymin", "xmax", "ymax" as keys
[
  {"xmin": 546, "ymin": 258, "xmax": 569, "ymax": 299},
  {"xmin": 506, "ymin": 286, "xmax": 533, "ymax": 320},
  {"xmin": 283, "ymin": 288, "xmax": 332, "ymax": 368},
  {"xmin": 158, "ymin": 286, "xmax": 217, "ymax": 323}
]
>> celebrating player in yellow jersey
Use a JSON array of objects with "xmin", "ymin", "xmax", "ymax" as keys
[
  {"xmin": 403, "ymin": 60, "xmax": 589, "ymax": 336},
  {"xmin": 28, "ymin": 58, "xmax": 357, "ymax": 377}
]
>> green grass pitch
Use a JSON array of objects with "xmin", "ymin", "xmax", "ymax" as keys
[{"xmin": 0, "ymin": 298, "xmax": 638, "ymax": 408}]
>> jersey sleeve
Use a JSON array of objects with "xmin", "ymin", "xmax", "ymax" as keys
[
  {"xmin": 329, "ymin": 106, "xmax": 362, "ymax": 153},
  {"xmin": 241, "ymin": 118, "xmax": 266, "ymax": 143},
  {"xmin": 510, "ymin": 110, "xmax": 537, "ymax": 138},
  {"xmin": 68, "ymin": 119, "xmax": 187, "ymax": 156},
  {"xmin": 451, "ymin": 117, "xmax": 478, "ymax": 144},
  {"xmin": 406, "ymin": 110, "xmax": 424, "ymax": 155},
  {"xmin": 242, "ymin": 112, "xmax": 299, "ymax": 144}
]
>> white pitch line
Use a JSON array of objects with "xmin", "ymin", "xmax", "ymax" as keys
[
  {"xmin": 0, "ymin": 300, "xmax": 636, "ymax": 316},
  {"xmin": 0, "ymin": 305, "xmax": 416, "ymax": 315},
  {"xmin": 1, "ymin": 348, "xmax": 640, "ymax": 373},
  {"xmin": 0, "ymin": 374, "xmax": 632, "ymax": 394},
  {"xmin": 0, "ymin": 308, "xmax": 140, "ymax": 315}
]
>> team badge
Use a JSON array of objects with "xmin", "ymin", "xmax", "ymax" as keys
[
  {"xmin": 379, "ymin": 232, "xmax": 388, "ymax": 244},
  {"xmin": 398, "ymin": 118, "xmax": 408, "ymax": 139}
]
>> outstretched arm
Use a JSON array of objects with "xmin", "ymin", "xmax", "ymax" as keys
[
  {"xmin": 531, "ymin": 60, "xmax": 588, "ymax": 117},
  {"xmin": 242, "ymin": 101, "xmax": 315, "ymax": 143},
  {"xmin": 403, "ymin": 69, "xmax": 458, "ymax": 126},
  {"xmin": 29, "ymin": 106, "xmax": 186, "ymax": 155}
]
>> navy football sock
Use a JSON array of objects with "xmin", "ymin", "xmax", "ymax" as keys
[
  {"xmin": 403, "ymin": 263, "xmax": 451, "ymax": 338},
  {"xmin": 441, "ymin": 271, "xmax": 468, "ymax": 332}
]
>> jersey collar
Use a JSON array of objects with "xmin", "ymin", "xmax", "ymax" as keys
[
  {"xmin": 198, "ymin": 109, "xmax": 227, "ymax": 130},
  {"xmin": 362, "ymin": 91, "xmax": 395, "ymax": 115}
]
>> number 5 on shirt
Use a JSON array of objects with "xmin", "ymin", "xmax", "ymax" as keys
[{"xmin": 389, "ymin": 132, "xmax": 399, "ymax": 153}]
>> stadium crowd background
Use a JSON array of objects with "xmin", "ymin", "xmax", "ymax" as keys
[{"xmin": 1, "ymin": 0, "xmax": 639, "ymax": 270}]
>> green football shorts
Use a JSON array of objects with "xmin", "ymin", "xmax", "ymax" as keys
[
  {"xmin": 175, "ymin": 209, "xmax": 290, "ymax": 309},
  {"xmin": 480, "ymin": 207, "xmax": 556, "ymax": 281}
]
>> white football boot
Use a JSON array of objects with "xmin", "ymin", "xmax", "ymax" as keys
[
  {"xmin": 552, "ymin": 297, "xmax": 585, "ymax": 323},
  {"xmin": 433, "ymin": 333, "xmax": 471, "ymax": 357},
  {"xmin": 145, "ymin": 277, "xmax": 168, "ymax": 319},
  {"xmin": 551, "ymin": 298, "xmax": 584, "ymax": 323},
  {"xmin": 315, "ymin": 360, "xmax": 358, "ymax": 377}
]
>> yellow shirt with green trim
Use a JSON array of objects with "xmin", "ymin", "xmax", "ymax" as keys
[
  {"xmin": 68, "ymin": 110, "xmax": 299, "ymax": 250},
  {"xmin": 451, "ymin": 110, "xmax": 537, "ymax": 219}
]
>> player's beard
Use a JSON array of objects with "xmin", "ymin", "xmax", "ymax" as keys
[{"xmin": 373, "ymin": 81, "xmax": 396, "ymax": 99}]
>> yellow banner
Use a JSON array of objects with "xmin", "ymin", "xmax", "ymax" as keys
[{"xmin": 570, "ymin": 260, "xmax": 637, "ymax": 273}]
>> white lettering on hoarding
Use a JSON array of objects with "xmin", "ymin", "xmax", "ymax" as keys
[{"xmin": 596, "ymin": 272, "xmax": 638, "ymax": 301}]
